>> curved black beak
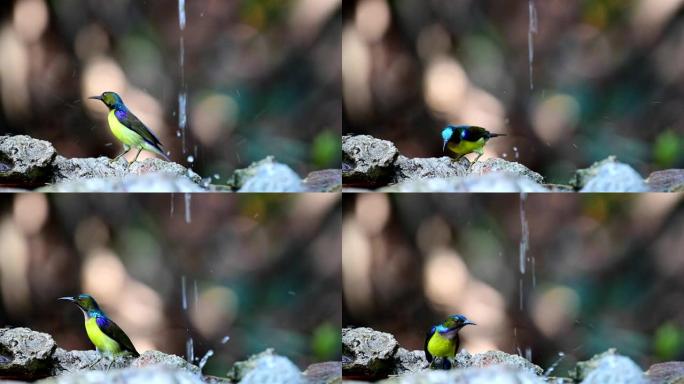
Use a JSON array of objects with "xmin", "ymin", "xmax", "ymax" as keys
[
  {"xmin": 88, "ymin": 96, "xmax": 102, "ymax": 101},
  {"xmin": 463, "ymin": 320, "xmax": 476, "ymax": 326},
  {"xmin": 58, "ymin": 296, "xmax": 75, "ymax": 302},
  {"xmin": 442, "ymin": 140, "xmax": 448, "ymax": 153}
]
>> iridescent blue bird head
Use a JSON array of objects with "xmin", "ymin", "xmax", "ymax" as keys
[
  {"xmin": 434, "ymin": 314, "xmax": 476, "ymax": 339},
  {"xmin": 88, "ymin": 91, "xmax": 124, "ymax": 110},
  {"xmin": 59, "ymin": 294, "xmax": 103, "ymax": 316},
  {"xmin": 441, "ymin": 125, "xmax": 462, "ymax": 152}
]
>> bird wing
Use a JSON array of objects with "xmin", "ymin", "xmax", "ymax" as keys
[
  {"xmin": 115, "ymin": 109, "xmax": 165, "ymax": 149},
  {"xmin": 424, "ymin": 326, "xmax": 435, "ymax": 363},
  {"xmin": 95, "ymin": 315, "xmax": 140, "ymax": 357},
  {"xmin": 461, "ymin": 126, "xmax": 491, "ymax": 142}
]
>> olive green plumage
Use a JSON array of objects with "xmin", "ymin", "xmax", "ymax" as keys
[
  {"xmin": 89, "ymin": 91, "xmax": 170, "ymax": 164},
  {"xmin": 424, "ymin": 314, "xmax": 475, "ymax": 369}
]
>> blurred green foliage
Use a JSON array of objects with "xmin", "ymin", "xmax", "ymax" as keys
[{"xmin": 654, "ymin": 323, "xmax": 684, "ymax": 361}]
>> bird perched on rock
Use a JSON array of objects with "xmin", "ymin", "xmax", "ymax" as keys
[
  {"xmin": 89, "ymin": 91, "xmax": 170, "ymax": 165},
  {"xmin": 441, "ymin": 125, "xmax": 505, "ymax": 168},
  {"xmin": 424, "ymin": 314, "xmax": 475, "ymax": 369},
  {"xmin": 59, "ymin": 294, "xmax": 139, "ymax": 367}
]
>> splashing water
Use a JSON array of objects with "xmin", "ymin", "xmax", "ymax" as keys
[
  {"xmin": 544, "ymin": 352, "xmax": 566, "ymax": 377},
  {"xmin": 178, "ymin": 0, "xmax": 188, "ymax": 156},
  {"xmin": 181, "ymin": 275, "xmax": 188, "ymax": 310},
  {"xmin": 179, "ymin": 92, "xmax": 187, "ymax": 154},
  {"xmin": 170, "ymin": 194, "xmax": 175, "ymax": 217},
  {"xmin": 221, "ymin": 336, "xmax": 231, "ymax": 344},
  {"xmin": 193, "ymin": 280, "xmax": 198, "ymax": 306},
  {"xmin": 519, "ymin": 193, "xmax": 529, "ymax": 275},
  {"xmin": 178, "ymin": 0, "xmax": 186, "ymax": 30},
  {"xmin": 184, "ymin": 193, "xmax": 192, "ymax": 224},
  {"xmin": 198, "ymin": 350, "xmax": 214, "ymax": 374},
  {"xmin": 528, "ymin": 0, "xmax": 538, "ymax": 90},
  {"xmin": 186, "ymin": 337, "xmax": 194, "ymax": 363}
]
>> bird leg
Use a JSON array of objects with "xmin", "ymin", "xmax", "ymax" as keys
[
  {"xmin": 131, "ymin": 147, "xmax": 143, "ymax": 164},
  {"xmin": 87, "ymin": 354, "xmax": 102, "ymax": 370},
  {"xmin": 111, "ymin": 145, "xmax": 131, "ymax": 163},
  {"xmin": 467, "ymin": 151, "xmax": 484, "ymax": 172},
  {"xmin": 105, "ymin": 356, "xmax": 114, "ymax": 372}
]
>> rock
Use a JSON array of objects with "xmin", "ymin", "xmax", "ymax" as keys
[
  {"xmin": 51, "ymin": 349, "xmax": 132, "ymax": 374},
  {"xmin": 342, "ymin": 135, "xmax": 398, "ymax": 187},
  {"xmin": 303, "ymin": 361, "xmax": 341, "ymax": 384},
  {"xmin": 392, "ymin": 348, "xmax": 427, "ymax": 375},
  {"xmin": 0, "ymin": 135, "xmax": 56, "ymax": 187},
  {"xmin": 34, "ymin": 367, "xmax": 205, "ymax": 384},
  {"xmin": 570, "ymin": 349, "xmax": 646, "ymax": 384},
  {"xmin": 570, "ymin": 157, "xmax": 648, "ymax": 192},
  {"xmin": 376, "ymin": 365, "xmax": 546, "ymax": 384},
  {"xmin": 228, "ymin": 157, "xmax": 304, "ymax": 192},
  {"xmin": 646, "ymin": 169, "xmax": 684, "ymax": 192},
  {"xmin": 393, "ymin": 156, "xmax": 467, "ymax": 183},
  {"xmin": 380, "ymin": 173, "xmax": 548, "ymax": 192},
  {"xmin": 454, "ymin": 350, "xmax": 542, "ymax": 376},
  {"xmin": 303, "ymin": 169, "xmax": 342, "ymax": 192},
  {"xmin": 646, "ymin": 362, "xmax": 684, "ymax": 384},
  {"xmin": 469, "ymin": 158, "xmax": 544, "ymax": 184},
  {"xmin": 342, "ymin": 327, "xmax": 398, "ymax": 379},
  {"xmin": 131, "ymin": 350, "xmax": 199, "ymax": 374},
  {"xmin": 51, "ymin": 156, "xmax": 202, "ymax": 184},
  {"xmin": 227, "ymin": 349, "xmax": 305, "ymax": 384},
  {"xmin": 37, "ymin": 173, "xmax": 206, "ymax": 192},
  {"xmin": 0, "ymin": 327, "xmax": 56, "ymax": 381}
]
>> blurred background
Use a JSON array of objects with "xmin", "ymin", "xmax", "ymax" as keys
[
  {"xmin": 343, "ymin": 194, "xmax": 684, "ymax": 373},
  {"xmin": 343, "ymin": 0, "xmax": 684, "ymax": 183},
  {"xmin": 0, "ymin": 193, "xmax": 341, "ymax": 376},
  {"xmin": 0, "ymin": 0, "xmax": 341, "ymax": 179}
]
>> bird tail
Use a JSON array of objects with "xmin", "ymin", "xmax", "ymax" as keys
[{"xmin": 148, "ymin": 143, "xmax": 171, "ymax": 161}]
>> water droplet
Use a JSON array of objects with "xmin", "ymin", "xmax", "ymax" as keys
[{"xmin": 187, "ymin": 155, "xmax": 195, "ymax": 163}]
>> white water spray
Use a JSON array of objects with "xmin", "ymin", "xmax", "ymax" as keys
[{"xmin": 528, "ymin": 0, "xmax": 538, "ymax": 90}]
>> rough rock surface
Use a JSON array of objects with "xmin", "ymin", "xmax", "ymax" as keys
[
  {"xmin": 0, "ymin": 135, "xmax": 56, "ymax": 187},
  {"xmin": 303, "ymin": 170, "xmax": 342, "ymax": 192},
  {"xmin": 303, "ymin": 362, "xmax": 341, "ymax": 384},
  {"xmin": 646, "ymin": 169, "xmax": 684, "ymax": 192},
  {"xmin": 228, "ymin": 157, "xmax": 304, "ymax": 192},
  {"xmin": 0, "ymin": 328, "xmax": 56, "ymax": 380},
  {"xmin": 227, "ymin": 349, "xmax": 305, "ymax": 384},
  {"xmin": 391, "ymin": 348, "xmax": 426, "ymax": 375},
  {"xmin": 342, "ymin": 135, "xmax": 398, "ymax": 186},
  {"xmin": 35, "ymin": 367, "xmax": 206, "ymax": 384},
  {"xmin": 570, "ymin": 349, "xmax": 646, "ymax": 384},
  {"xmin": 376, "ymin": 366, "xmax": 546, "ymax": 384},
  {"xmin": 1, "ymin": 134, "xmax": 336, "ymax": 192},
  {"xmin": 1, "ymin": 327, "xmax": 337, "ymax": 383},
  {"xmin": 51, "ymin": 349, "xmax": 133, "ymax": 374},
  {"xmin": 51, "ymin": 156, "xmax": 203, "ymax": 184},
  {"xmin": 379, "ymin": 173, "xmax": 548, "ymax": 192},
  {"xmin": 342, "ymin": 327, "xmax": 398, "ymax": 379},
  {"xmin": 646, "ymin": 361, "xmax": 684, "ymax": 384},
  {"xmin": 393, "ymin": 156, "xmax": 468, "ymax": 183},
  {"xmin": 469, "ymin": 158, "xmax": 544, "ymax": 184},
  {"xmin": 38, "ymin": 173, "xmax": 206, "ymax": 192},
  {"xmin": 454, "ymin": 350, "xmax": 542, "ymax": 376},
  {"xmin": 571, "ymin": 157, "xmax": 648, "ymax": 192}
]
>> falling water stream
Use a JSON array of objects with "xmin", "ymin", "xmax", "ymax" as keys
[
  {"xmin": 178, "ymin": 0, "xmax": 188, "ymax": 155},
  {"xmin": 528, "ymin": 0, "xmax": 538, "ymax": 90}
]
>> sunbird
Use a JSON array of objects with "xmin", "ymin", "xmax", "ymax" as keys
[
  {"xmin": 59, "ymin": 294, "xmax": 140, "ymax": 363},
  {"xmin": 441, "ymin": 125, "xmax": 505, "ymax": 168},
  {"xmin": 89, "ymin": 91, "xmax": 170, "ymax": 164},
  {"xmin": 424, "ymin": 314, "xmax": 475, "ymax": 369}
]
